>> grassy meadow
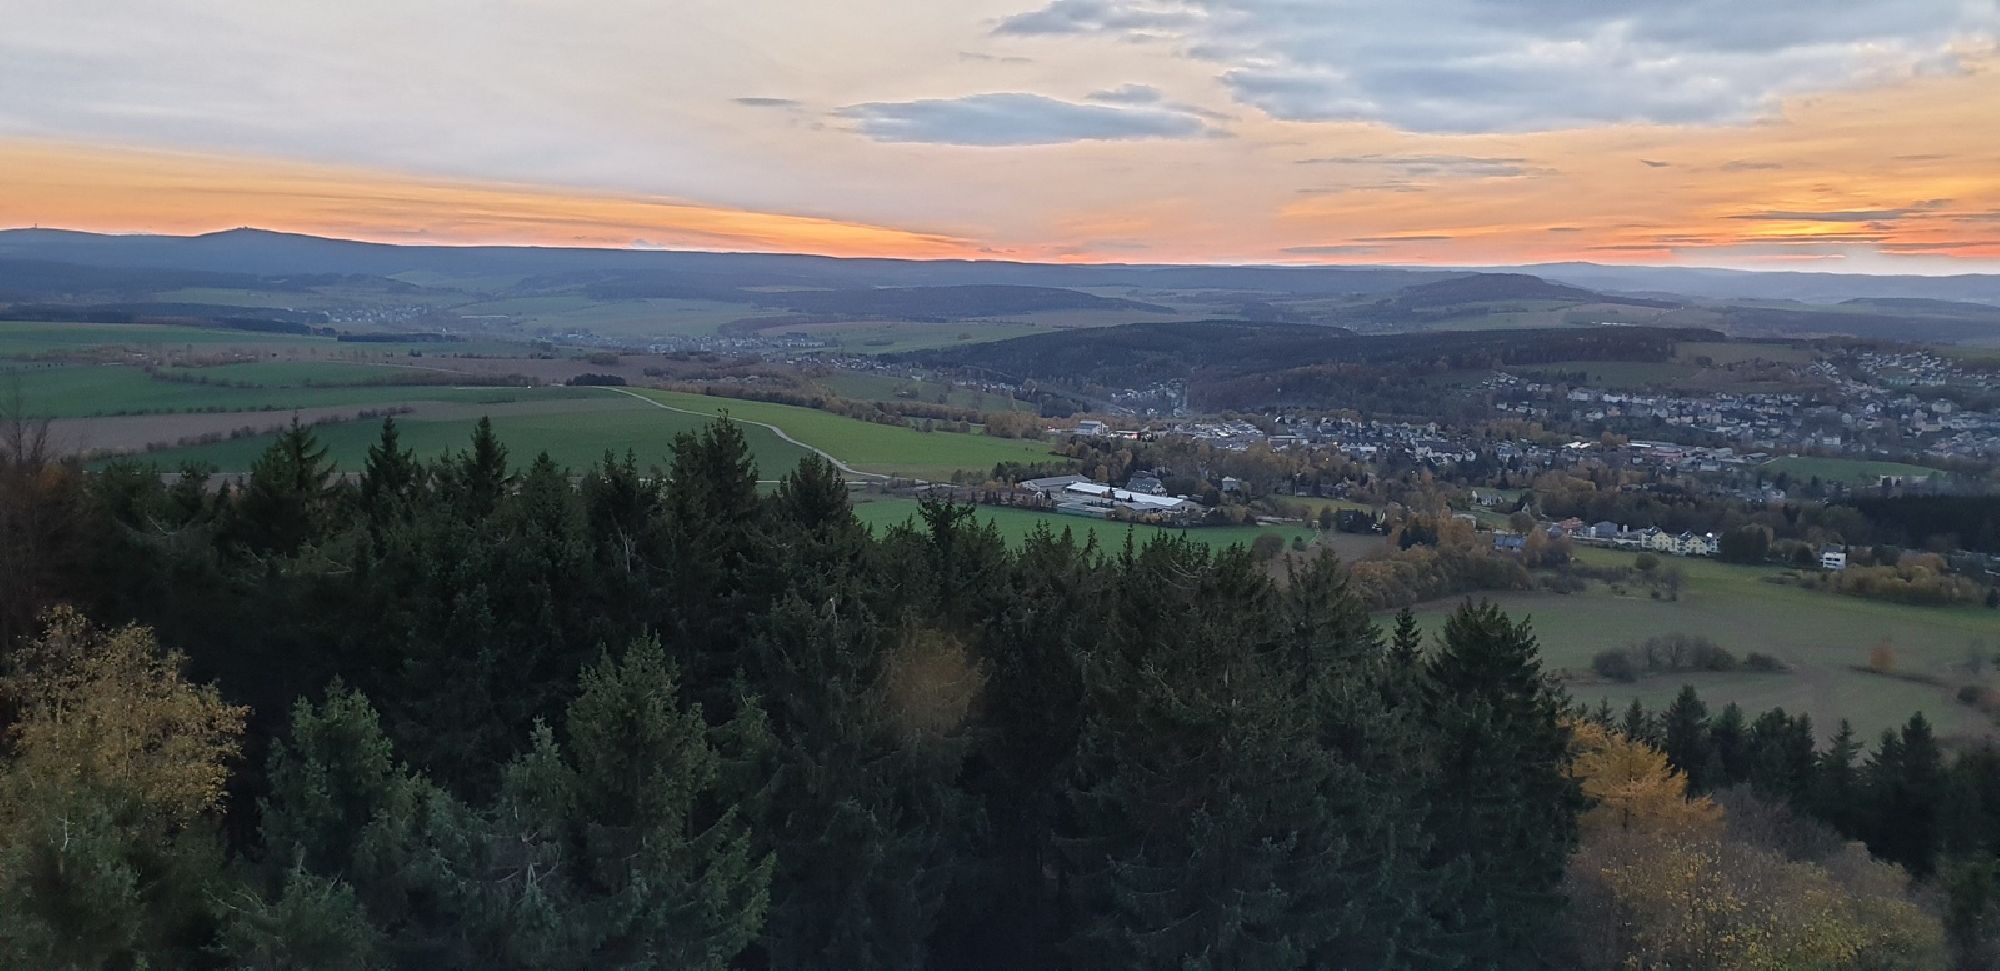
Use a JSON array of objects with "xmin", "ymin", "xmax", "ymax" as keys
[
  {"xmin": 113, "ymin": 392, "xmax": 818, "ymax": 477},
  {"xmin": 852, "ymin": 497, "xmax": 1319, "ymax": 552},
  {"xmin": 3, "ymin": 364, "xmax": 596, "ymax": 418},
  {"xmin": 627, "ymin": 389, "xmax": 1059, "ymax": 479},
  {"xmin": 1401, "ymin": 544, "xmax": 2000, "ymax": 744},
  {"xmin": 1762, "ymin": 455, "xmax": 1950, "ymax": 485}
]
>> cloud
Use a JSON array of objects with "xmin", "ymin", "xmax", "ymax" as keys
[
  {"xmin": 1350, "ymin": 234, "xmax": 1453, "ymax": 243},
  {"xmin": 836, "ymin": 92, "xmax": 1215, "ymax": 145},
  {"xmin": 732, "ymin": 97, "xmax": 800, "ymax": 109},
  {"xmin": 994, "ymin": 0, "xmax": 2000, "ymax": 133},
  {"xmin": 958, "ymin": 51, "xmax": 1034, "ymax": 64},
  {"xmin": 1720, "ymin": 160, "xmax": 1785, "ymax": 171},
  {"xmin": 1282, "ymin": 244, "xmax": 1384, "ymax": 255},
  {"xmin": 1545, "ymin": 226, "xmax": 1583, "ymax": 233},
  {"xmin": 1640, "ymin": 159, "xmax": 1672, "ymax": 168},
  {"xmin": 1731, "ymin": 209, "xmax": 1913, "ymax": 222},
  {"xmin": 1088, "ymin": 83, "xmax": 1164, "ymax": 104},
  {"xmin": 1296, "ymin": 153, "xmax": 1539, "ymax": 179},
  {"xmin": 994, "ymin": 0, "xmax": 1197, "ymax": 37}
]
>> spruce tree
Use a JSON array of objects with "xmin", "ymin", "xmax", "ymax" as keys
[
  {"xmin": 1865, "ymin": 712, "xmax": 1945, "ymax": 878},
  {"xmin": 1708, "ymin": 702, "xmax": 1750, "ymax": 789},
  {"xmin": 1419, "ymin": 599, "xmax": 1582, "ymax": 967},
  {"xmin": 1814, "ymin": 719, "xmax": 1864, "ymax": 835},
  {"xmin": 234, "ymin": 418, "xmax": 341, "ymax": 554},
  {"xmin": 1746, "ymin": 708, "xmax": 1817, "ymax": 803},
  {"xmin": 441, "ymin": 416, "xmax": 510, "ymax": 518},
  {"xmin": 487, "ymin": 636, "xmax": 771, "ymax": 970},
  {"xmin": 359, "ymin": 415, "xmax": 422, "ymax": 522},
  {"xmin": 1659, "ymin": 685, "xmax": 1711, "ymax": 790},
  {"xmin": 1620, "ymin": 697, "xmax": 1655, "ymax": 745},
  {"xmin": 1066, "ymin": 546, "xmax": 1450, "ymax": 968},
  {"xmin": 1389, "ymin": 605, "xmax": 1424, "ymax": 667},
  {"xmin": 740, "ymin": 594, "xmax": 967, "ymax": 970},
  {"xmin": 660, "ymin": 419, "xmax": 764, "ymax": 702}
]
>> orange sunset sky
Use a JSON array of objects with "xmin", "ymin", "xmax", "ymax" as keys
[{"xmin": 5, "ymin": 0, "xmax": 1999, "ymax": 271}]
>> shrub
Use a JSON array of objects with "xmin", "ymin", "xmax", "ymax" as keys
[
  {"xmin": 1744, "ymin": 652, "xmax": 1786, "ymax": 673},
  {"xmin": 1592, "ymin": 650, "xmax": 1639, "ymax": 683}
]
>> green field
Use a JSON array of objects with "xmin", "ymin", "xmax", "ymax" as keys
[
  {"xmin": 115, "ymin": 393, "xmax": 817, "ymax": 477},
  {"xmin": 1762, "ymin": 455, "xmax": 1949, "ymax": 485},
  {"xmin": 1674, "ymin": 340, "xmax": 1816, "ymax": 365},
  {"xmin": 853, "ymin": 497, "xmax": 1318, "ymax": 552},
  {"xmin": 2, "ymin": 364, "xmax": 593, "ymax": 418},
  {"xmin": 783, "ymin": 321, "xmax": 1048, "ymax": 353},
  {"xmin": 151, "ymin": 360, "xmax": 431, "ymax": 386},
  {"xmin": 816, "ymin": 372, "xmax": 1035, "ymax": 411},
  {"xmin": 446, "ymin": 296, "xmax": 762, "ymax": 340},
  {"xmin": 628, "ymin": 389, "xmax": 1059, "ymax": 479},
  {"xmin": 1401, "ymin": 545, "xmax": 2000, "ymax": 744},
  {"xmin": 1506, "ymin": 359, "xmax": 1702, "ymax": 387},
  {"xmin": 0, "ymin": 320, "xmax": 323, "ymax": 355}
]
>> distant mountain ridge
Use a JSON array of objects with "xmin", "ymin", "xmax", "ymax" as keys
[{"xmin": 5, "ymin": 228, "xmax": 1999, "ymax": 304}]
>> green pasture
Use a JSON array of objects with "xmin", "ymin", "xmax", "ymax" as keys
[
  {"xmin": 111, "ymin": 393, "xmax": 816, "ymax": 477},
  {"xmin": 1401, "ymin": 544, "xmax": 2000, "ymax": 744},
  {"xmin": 1762, "ymin": 455, "xmax": 1950, "ymax": 485},
  {"xmin": 815, "ymin": 372, "xmax": 1035, "ymax": 412},
  {"xmin": 852, "ymin": 497, "xmax": 1318, "ymax": 552},
  {"xmin": 628, "ymin": 389, "xmax": 1059, "ymax": 479},
  {"xmin": 0, "ymin": 320, "xmax": 322, "ymax": 356},
  {"xmin": 2, "ymin": 365, "xmax": 593, "ymax": 418}
]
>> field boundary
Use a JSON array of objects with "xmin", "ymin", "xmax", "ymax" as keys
[{"xmin": 601, "ymin": 387, "xmax": 893, "ymax": 481}]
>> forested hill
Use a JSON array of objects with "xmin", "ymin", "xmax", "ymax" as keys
[
  {"xmin": 1382, "ymin": 271, "xmax": 1667, "ymax": 309},
  {"xmin": 902, "ymin": 321, "xmax": 1721, "ymax": 408}
]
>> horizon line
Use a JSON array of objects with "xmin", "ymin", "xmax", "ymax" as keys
[{"xmin": 9, "ymin": 224, "xmax": 2000, "ymax": 280}]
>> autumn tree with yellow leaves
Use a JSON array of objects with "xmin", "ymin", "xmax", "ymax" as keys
[
  {"xmin": 0, "ymin": 608, "xmax": 247, "ymax": 968},
  {"xmin": 1561, "ymin": 717, "xmax": 1947, "ymax": 970}
]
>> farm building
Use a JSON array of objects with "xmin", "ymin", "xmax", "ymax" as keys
[{"xmin": 1052, "ymin": 480, "xmax": 1196, "ymax": 523}]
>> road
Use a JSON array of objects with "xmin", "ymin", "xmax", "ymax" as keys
[{"xmin": 599, "ymin": 386, "xmax": 895, "ymax": 482}]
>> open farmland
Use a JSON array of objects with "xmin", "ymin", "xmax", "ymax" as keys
[
  {"xmin": 0, "ymin": 320, "xmax": 324, "ymax": 355},
  {"xmin": 2, "ymin": 364, "xmax": 596, "ymax": 418},
  {"xmin": 1400, "ymin": 545, "xmax": 2000, "ymax": 744},
  {"xmin": 816, "ymin": 371, "xmax": 1036, "ymax": 411},
  {"xmin": 1762, "ymin": 455, "xmax": 1952, "ymax": 485},
  {"xmin": 852, "ymin": 497, "xmax": 1319, "ymax": 552},
  {"xmin": 627, "ymin": 388, "xmax": 1059, "ymax": 479},
  {"xmin": 113, "ymin": 391, "xmax": 817, "ymax": 476}
]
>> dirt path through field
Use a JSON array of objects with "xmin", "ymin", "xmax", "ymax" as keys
[{"xmin": 599, "ymin": 386, "xmax": 895, "ymax": 482}]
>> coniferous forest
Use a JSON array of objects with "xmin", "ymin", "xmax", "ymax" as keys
[{"xmin": 4, "ymin": 415, "xmax": 2000, "ymax": 969}]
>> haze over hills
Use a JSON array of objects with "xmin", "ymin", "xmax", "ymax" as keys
[
  {"xmin": 2, "ymin": 228, "xmax": 1999, "ymax": 345},
  {"xmin": 4, "ymin": 227, "xmax": 2000, "ymax": 303}
]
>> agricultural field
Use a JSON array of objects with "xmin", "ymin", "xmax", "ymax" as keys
[
  {"xmin": 444, "ymin": 296, "xmax": 763, "ymax": 340},
  {"xmin": 626, "ymin": 389, "xmax": 1059, "ymax": 479},
  {"xmin": 1400, "ymin": 545, "xmax": 2000, "ymax": 744},
  {"xmin": 2, "ymin": 364, "xmax": 591, "ymax": 418},
  {"xmin": 776, "ymin": 320, "xmax": 1048, "ymax": 353},
  {"xmin": 0, "ymin": 320, "xmax": 323, "ymax": 356},
  {"xmin": 852, "ymin": 497, "xmax": 1319, "ymax": 552},
  {"xmin": 815, "ymin": 371, "xmax": 1035, "ymax": 411},
  {"xmin": 1674, "ymin": 340, "xmax": 1817, "ymax": 365},
  {"xmin": 113, "ymin": 392, "xmax": 817, "ymax": 477},
  {"xmin": 1762, "ymin": 455, "xmax": 1950, "ymax": 485},
  {"xmin": 1505, "ymin": 358, "xmax": 1703, "ymax": 387}
]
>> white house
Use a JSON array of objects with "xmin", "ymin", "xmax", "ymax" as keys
[{"xmin": 1821, "ymin": 550, "xmax": 1848, "ymax": 571}]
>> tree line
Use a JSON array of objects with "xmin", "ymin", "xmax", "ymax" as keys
[{"xmin": 0, "ymin": 413, "xmax": 1991, "ymax": 968}]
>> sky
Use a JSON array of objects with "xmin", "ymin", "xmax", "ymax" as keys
[{"xmin": 4, "ymin": 0, "xmax": 2000, "ymax": 271}]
